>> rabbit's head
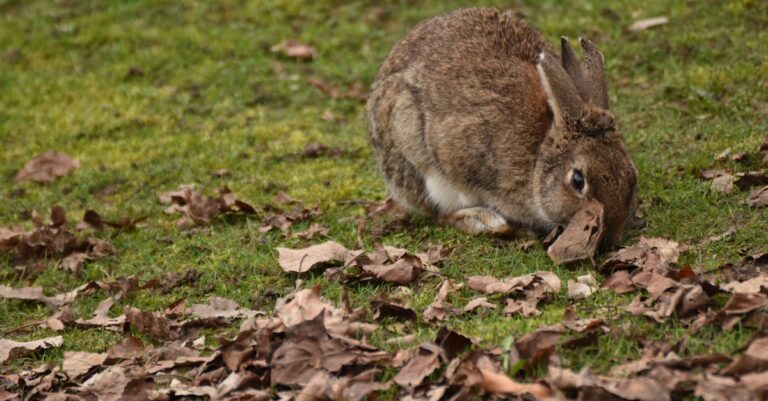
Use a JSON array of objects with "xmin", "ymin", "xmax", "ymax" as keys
[{"xmin": 534, "ymin": 38, "xmax": 637, "ymax": 248}]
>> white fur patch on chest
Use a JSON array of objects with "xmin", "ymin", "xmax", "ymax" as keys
[{"xmin": 424, "ymin": 170, "xmax": 478, "ymax": 213}]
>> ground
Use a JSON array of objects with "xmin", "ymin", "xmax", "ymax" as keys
[{"xmin": 1, "ymin": 0, "xmax": 767, "ymax": 394}]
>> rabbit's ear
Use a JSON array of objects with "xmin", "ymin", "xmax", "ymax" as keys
[
  {"xmin": 561, "ymin": 37, "xmax": 591, "ymax": 104},
  {"xmin": 579, "ymin": 38, "xmax": 609, "ymax": 109},
  {"xmin": 561, "ymin": 37, "xmax": 609, "ymax": 110},
  {"xmin": 536, "ymin": 52, "xmax": 583, "ymax": 128}
]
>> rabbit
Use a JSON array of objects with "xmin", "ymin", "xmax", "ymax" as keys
[{"xmin": 366, "ymin": 7, "xmax": 638, "ymax": 247}]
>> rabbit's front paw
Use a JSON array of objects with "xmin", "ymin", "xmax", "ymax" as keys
[{"xmin": 446, "ymin": 207, "xmax": 512, "ymax": 235}]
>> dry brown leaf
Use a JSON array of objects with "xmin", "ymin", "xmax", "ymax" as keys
[
  {"xmin": 479, "ymin": 368, "xmax": 551, "ymax": 400},
  {"xmin": 567, "ymin": 274, "xmax": 597, "ymax": 300},
  {"xmin": 277, "ymin": 241, "xmax": 353, "ymax": 273},
  {"xmin": 0, "ymin": 281, "xmax": 98, "ymax": 310},
  {"xmin": 602, "ymin": 270, "xmax": 636, "ymax": 294},
  {"xmin": 371, "ymin": 296, "xmax": 417, "ymax": 322},
  {"xmin": 711, "ymin": 174, "xmax": 736, "ymax": 194},
  {"xmin": 423, "ymin": 280, "xmax": 460, "ymax": 323},
  {"xmin": 271, "ymin": 40, "xmax": 315, "ymax": 60},
  {"xmin": 463, "ymin": 297, "xmax": 497, "ymax": 313},
  {"xmin": 62, "ymin": 351, "xmax": 108, "ymax": 379},
  {"xmin": 746, "ymin": 186, "xmax": 768, "ymax": 208},
  {"xmin": 515, "ymin": 325, "xmax": 565, "ymax": 368},
  {"xmin": 627, "ymin": 16, "xmax": 669, "ymax": 32},
  {"xmin": 15, "ymin": 151, "xmax": 80, "ymax": 183},
  {"xmin": 722, "ymin": 337, "xmax": 768, "ymax": 376},
  {"xmin": 189, "ymin": 297, "xmax": 258, "ymax": 320},
  {"xmin": 361, "ymin": 255, "xmax": 422, "ymax": 285},
  {"xmin": 74, "ymin": 298, "xmax": 126, "ymax": 329},
  {"xmin": 394, "ymin": 343, "xmax": 441, "ymax": 388},
  {"xmin": 270, "ymin": 315, "xmax": 389, "ymax": 386},
  {"xmin": 0, "ymin": 335, "xmax": 63, "ymax": 363},
  {"xmin": 107, "ymin": 336, "xmax": 144, "ymax": 361},
  {"xmin": 547, "ymin": 198, "xmax": 604, "ymax": 265},
  {"xmin": 290, "ymin": 223, "xmax": 330, "ymax": 239},
  {"xmin": 699, "ymin": 168, "xmax": 729, "ymax": 180}
]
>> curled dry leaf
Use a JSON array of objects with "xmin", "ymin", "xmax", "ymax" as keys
[
  {"xmin": 515, "ymin": 325, "xmax": 565, "ymax": 368},
  {"xmin": 189, "ymin": 297, "xmax": 259, "ymax": 320},
  {"xmin": 463, "ymin": 297, "xmax": 497, "ymax": 313},
  {"xmin": 277, "ymin": 241, "xmax": 353, "ymax": 273},
  {"xmin": 74, "ymin": 298, "xmax": 126, "ymax": 330},
  {"xmin": 63, "ymin": 351, "xmax": 108, "ymax": 379},
  {"xmin": 0, "ymin": 335, "xmax": 63, "ymax": 364},
  {"xmin": 394, "ymin": 343, "xmax": 442, "ymax": 388},
  {"xmin": 547, "ymin": 366, "xmax": 671, "ymax": 401},
  {"xmin": 0, "ymin": 281, "xmax": 99, "ymax": 310},
  {"xmin": 627, "ymin": 16, "xmax": 669, "ymax": 32},
  {"xmin": 290, "ymin": 223, "xmax": 330, "ymax": 240},
  {"xmin": 15, "ymin": 151, "xmax": 80, "ymax": 183},
  {"xmin": 479, "ymin": 368, "xmax": 551, "ymax": 400},
  {"xmin": 746, "ymin": 185, "xmax": 768, "ymax": 208},
  {"xmin": 271, "ymin": 40, "xmax": 315, "ymax": 60},
  {"xmin": 711, "ymin": 173, "xmax": 737, "ymax": 194},
  {"xmin": 423, "ymin": 280, "xmax": 460, "ymax": 323},
  {"xmin": 567, "ymin": 274, "xmax": 598, "ymax": 301},
  {"xmin": 547, "ymin": 198, "xmax": 604, "ymax": 265}
]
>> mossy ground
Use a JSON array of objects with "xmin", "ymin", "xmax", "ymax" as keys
[{"xmin": 1, "ymin": 0, "xmax": 767, "ymax": 386}]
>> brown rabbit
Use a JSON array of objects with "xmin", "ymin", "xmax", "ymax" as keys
[{"xmin": 366, "ymin": 7, "xmax": 637, "ymax": 247}]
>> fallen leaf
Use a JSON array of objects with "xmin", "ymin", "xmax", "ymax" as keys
[
  {"xmin": 290, "ymin": 223, "xmax": 330, "ymax": 239},
  {"xmin": 547, "ymin": 198, "xmax": 604, "ymax": 265},
  {"xmin": 159, "ymin": 185, "xmax": 257, "ymax": 226},
  {"xmin": 567, "ymin": 274, "xmax": 597, "ymax": 301},
  {"xmin": 270, "ymin": 315, "xmax": 389, "ymax": 386},
  {"xmin": 371, "ymin": 296, "xmax": 417, "ymax": 322},
  {"xmin": 189, "ymin": 297, "xmax": 258, "ymax": 320},
  {"xmin": 699, "ymin": 168, "xmax": 729, "ymax": 180},
  {"xmin": 515, "ymin": 325, "xmax": 565, "ymax": 368},
  {"xmin": 277, "ymin": 241, "xmax": 353, "ymax": 273},
  {"xmin": 746, "ymin": 186, "xmax": 768, "ymax": 208},
  {"xmin": 602, "ymin": 270, "xmax": 636, "ymax": 294},
  {"xmin": 627, "ymin": 16, "xmax": 669, "ymax": 32},
  {"xmin": 74, "ymin": 298, "xmax": 126, "ymax": 329},
  {"xmin": 0, "ymin": 335, "xmax": 63, "ymax": 363},
  {"xmin": 711, "ymin": 174, "xmax": 736, "ymax": 194},
  {"xmin": 462, "ymin": 297, "xmax": 497, "ymax": 313},
  {"xmin": 271, "ymin": 40, "xmax": 315, "ymax": 60},
  {"xmin": 734, "ymin": 171, "xmax": 768, "ymax": 191},
  {"xmin": 480, "ymin": 368, "xmax": 551, "ymax": 400},
  {"xmin": 63, "ymin": 351, "xmax": 108, "ymax": 379},
  {"xmin": 15, "ymin": 151, "xmax": 80, "ymax": 183},
  {"xmin": 361, "ymin": 255, "xmax": 422, "ymax": 285},
  {"xmin": 394, "ymin": 343, "xmax": 441, "ymax": 388},
  {"xmin": 423, "ymin": 280, "xmax": 460, "ymax": 323},
  {"xmin": 722, "ymin": 337, "xmax": 768, "ymax": 375}
]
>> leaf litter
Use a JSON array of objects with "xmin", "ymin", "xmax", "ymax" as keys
[{"xmin": 3, "ymin": 158, "xmax": 768, "ymax": 399}]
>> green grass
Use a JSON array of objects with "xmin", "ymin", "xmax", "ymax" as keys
[{"xmin": 1, "ymin": 0, "xmax": 766, "ymax": 385}]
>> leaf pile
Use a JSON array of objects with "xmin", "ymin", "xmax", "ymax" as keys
[
  {"xmin": 159, "ymin": 185, "xmax": 258, "ymax": 226},
  {"xmin": 0, "ymin": 207, "xmax": 115, "ymax": 274}
]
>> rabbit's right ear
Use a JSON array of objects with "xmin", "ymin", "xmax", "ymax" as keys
[
  {"xmin": 536, "ymin": 52, "xmax": 583, "ymax": 129},
  {"xmin": 561, "ymin": 37, "xmax": 610, "ymax": 109}
]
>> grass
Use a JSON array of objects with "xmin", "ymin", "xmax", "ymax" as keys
[{"xmin": 1, "ymin": 0, "xmax": 767, "ymax": 386}]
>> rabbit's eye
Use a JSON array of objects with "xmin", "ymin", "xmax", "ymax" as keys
[{"xmin": 571, "ymin": 169, "xmax": 585, "ymax": 192}]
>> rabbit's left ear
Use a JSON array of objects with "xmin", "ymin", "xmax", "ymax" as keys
[
  {"xmin": 561, "ymin": 37, "xmax": 610, "ymax": 109},
  {"xmin": 536, "ymin": 52, "xmax": 584, "ymax": 129}
]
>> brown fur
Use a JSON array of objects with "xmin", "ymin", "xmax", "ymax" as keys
[{"xmin": 367, "ymin": 8, "xmax": 637, "ymax": 247}]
